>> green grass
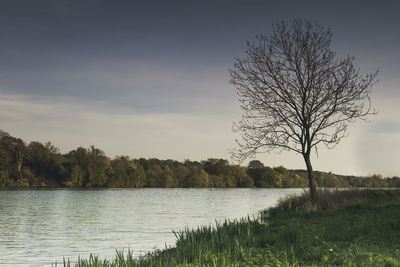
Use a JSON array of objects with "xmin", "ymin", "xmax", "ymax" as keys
[{"xmin": 56, "ymin": 189, "xmax": 400, "ymax": 266}]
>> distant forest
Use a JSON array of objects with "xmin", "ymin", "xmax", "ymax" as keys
[{"xmin": 0, "ymin": 130, "xmax": 399, "ymax": 188}]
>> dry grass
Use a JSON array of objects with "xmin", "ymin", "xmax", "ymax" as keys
[{"xmin": 268, "ymin": 188, "xmax": 400, "ymax": 214}]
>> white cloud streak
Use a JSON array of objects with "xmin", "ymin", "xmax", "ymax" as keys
[
  {"xmin": 0, "ymin": 91, "xmax": 236, "ymax": 160},
  {"xmin": 0, "ymin": 89, "xmax": 398, "ymax": 177}
]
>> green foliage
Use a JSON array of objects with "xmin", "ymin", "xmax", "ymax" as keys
[
  {"xmin": 258, "ymin": 189, "xmax": 400, "ymax": 266},
  {"xmin": 266, "ymin": 188, "xmax": 400, "ymax": 214},
  {"xmin": 108, "ymin": 156, "xmax": 147, "ymax": 187},
  {"xmin": 182, "ymin": 166, "xmax": 208, "ymax": 187},
  {"xmin": 25, "ymin": 141, "xmax": 67, "ymax": 185},
  {"xmin": 65, "ymin": 146, "xmax": 112, "ymax": 187},
  {"xmin": 0, "ymin": 130, "xmax": 398, "ymax": 189},
  {"xmin": 260, "ymin": 167, "xmax": 282, "ymax": 187}
]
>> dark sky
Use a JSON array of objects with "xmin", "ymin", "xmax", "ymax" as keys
[{"xmin": 1, "ymin": 0, "xmax": 399, "ymax": 176}]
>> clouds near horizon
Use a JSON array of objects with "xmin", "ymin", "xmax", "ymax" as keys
[{"xmin": 0, "ymin": 0, "xmax": 399, "ymax": 176}]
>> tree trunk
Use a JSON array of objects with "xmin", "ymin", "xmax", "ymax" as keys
[
  {"xmin": 16, "ymin": 150, "xmax": 23, "ymax": 178},
  {"xmin": 303, "ymin": 153, "xmax": 317, "ymax": 202}
]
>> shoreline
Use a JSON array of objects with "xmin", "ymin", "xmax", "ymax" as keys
[{"xmin": 58, "ymin": 188, "xmax": 400, "ymax": 266}]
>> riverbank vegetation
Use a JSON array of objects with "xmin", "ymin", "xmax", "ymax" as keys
[
  {"xmin": 1, "ymin": 130, "xmax": 399, "ymax": 188},
  {"xmin": 57, "ymin": 189, "xmax": 400, "ymax": 266}
]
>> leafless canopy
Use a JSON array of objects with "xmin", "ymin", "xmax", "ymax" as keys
[{"xmin": 230, "ymin": 19, "xmax": 377, "ymax": 163}]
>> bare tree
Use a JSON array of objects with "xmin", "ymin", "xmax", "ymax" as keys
[
  {"xmin": 0, "ymin": 134, "xmax": 26, "ymax": 177},
  {"xmin": 230, "ymin": 19, "xmax": 377, "ymax": 201}
]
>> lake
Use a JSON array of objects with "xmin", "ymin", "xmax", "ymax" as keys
[{"xmin": 0, "ymin": 188, "xmax": 303, "ymax": 266}]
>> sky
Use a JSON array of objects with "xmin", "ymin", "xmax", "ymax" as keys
[{"xmin": 0, "ymin": 0, "xmax": 399, "ymax": 177}]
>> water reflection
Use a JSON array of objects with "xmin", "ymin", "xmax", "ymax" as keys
[{"xmin": 0, "ymin": 188, "xmax": 302, "ymax": 266}]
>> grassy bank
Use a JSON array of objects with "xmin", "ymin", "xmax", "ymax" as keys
[{"xmin": 58, "ymin": 189, "xmax": 400, "ymax": 266}]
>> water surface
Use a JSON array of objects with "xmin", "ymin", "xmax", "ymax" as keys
[{"xmin": 0, "ymin": 188, "xmax": 303, "ymax": 266}]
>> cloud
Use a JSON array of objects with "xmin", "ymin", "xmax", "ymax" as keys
[
  {"xmin": 0, "ymin": 91, "xmax": 237, "ymax": 160},
  {"xmin": 1, "ymin": 89, "xmax": 398, "ymax": 176},
  {"xmin": 369, "ymin": 121, "xmax": 400, "ymax": 134},
  {"xmin": 1, "ymin": 57, "xmax": 235, "ymax": 115},
  {"xmin": 354, "ymin": 95, "xmax": 400, "ymax": 177}
]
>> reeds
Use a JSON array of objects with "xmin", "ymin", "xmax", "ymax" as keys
[
  {"xmin": 55, "ymin": 188, "xmax": 400, "ymax": 266},
  {"xmin": 54, "ymin": 217, "xmax": 263, "ymax": 266}
]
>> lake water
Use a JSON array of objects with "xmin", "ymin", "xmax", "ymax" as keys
[{"xmin": 0, "ymin": 188, "xmax": 303, "ymax": 266}]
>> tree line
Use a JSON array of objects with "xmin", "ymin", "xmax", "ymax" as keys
[{"xmin": 0, "ymin": 130, "xmax": 399, "ymax": 188}]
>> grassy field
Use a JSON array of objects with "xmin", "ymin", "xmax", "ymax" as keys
[{"xmin": 57, "ymin": 189, "xmax": 400, "ymax": 266}]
